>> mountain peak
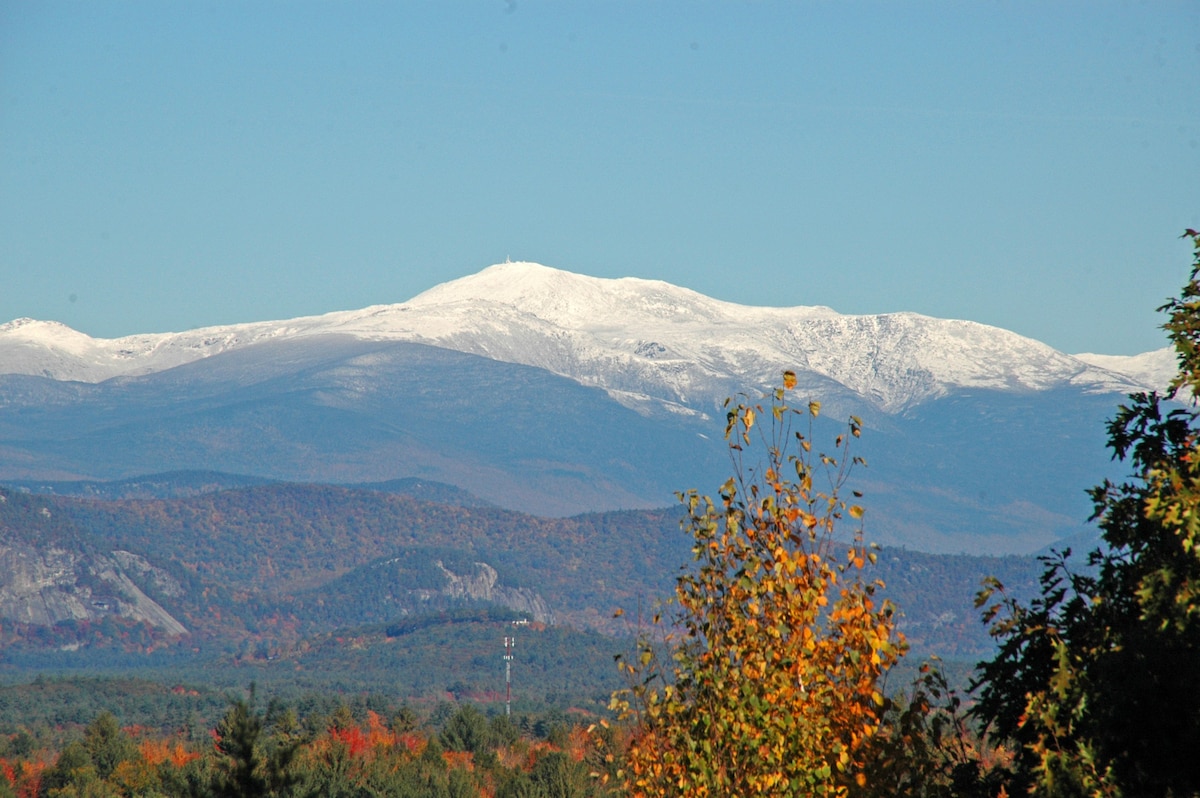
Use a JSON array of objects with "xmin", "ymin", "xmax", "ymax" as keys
[
  {"xmin": 0, "ymin": 317, "xmax": 118, "ymax": 366},
  {"xmin": 411, "ymin": 261, "xmax": 674, "ymax": 314},
  {"xmin": 407, "ymin": 261, "xmax": 832, "ymax": 335},
  {"xmin": 1, "ymin": 317, "xmax": 87, "ymax": 342}
]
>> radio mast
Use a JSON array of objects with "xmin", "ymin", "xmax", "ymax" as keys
[{"xmin": 503, "ymin": 634, "xmax": 515, "ymax": 717}]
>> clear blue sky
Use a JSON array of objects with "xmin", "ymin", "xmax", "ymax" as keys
[{"xmin": 2, "ymin": 2, "xmax": 1197, "ymax": 355}]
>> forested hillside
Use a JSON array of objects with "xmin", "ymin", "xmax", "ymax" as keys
[{"xmin": 0, "ymin": 477, "xmax": 1037, "ymax": 670}]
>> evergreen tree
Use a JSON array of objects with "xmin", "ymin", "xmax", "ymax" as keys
[
  {"xmin": 211, "ymin": 689, "xmax": 298, "ymax": 798},
  {"xmin": 83, "ymin": 712, "xmax": 136, "ymax": 782}
]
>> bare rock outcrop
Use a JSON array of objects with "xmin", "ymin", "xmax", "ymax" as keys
[
  {"xmin": 0, "ymin": 537, "xmax": 188, "ymax": 637},
  {"xmin": 436, "ymin": 560, "xmax": 554, "ymax": 625}
]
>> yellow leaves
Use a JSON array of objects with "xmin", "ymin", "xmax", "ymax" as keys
[{"xmin": 619, "ymin": 377, "xmax": 901, "ymax": 797}]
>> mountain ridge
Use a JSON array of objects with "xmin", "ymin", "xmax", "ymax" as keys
[
  {"xmin": 0, "ymin": 482, "xmax": 1042, "ymax": 661},
  {"xmin": 0, "ymin": 262, "xmax": 1161, "ymax": 551},
  {"xmin": 0, "ymin": 262, "xmax": 1162, "ymax": 415}
]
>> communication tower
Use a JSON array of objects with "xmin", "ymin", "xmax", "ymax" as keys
[{"xmin": 503, "ymin": 634, "xmax": 515, "ymax": 717}]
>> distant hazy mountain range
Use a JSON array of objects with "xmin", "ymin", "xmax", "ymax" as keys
[{"xmin": 0, "ymin": 263, "xmax": 1176, "ymax": 554}]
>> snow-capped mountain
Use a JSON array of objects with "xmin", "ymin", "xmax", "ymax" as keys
[
  {"xmin": 0, "ymin": 262, "xmax": 1156, "ymax": 415},
  {"xmin": 0, "ymin": 263, "xmax": 1172, "ymax": 552}
]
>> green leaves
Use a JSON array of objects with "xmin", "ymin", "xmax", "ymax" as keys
[{"xmin": 970, "ymin": 230, "xmax": 1200, "ymax": 797}]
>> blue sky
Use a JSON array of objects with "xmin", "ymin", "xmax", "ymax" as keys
[{"xmin": 2, "ymin": 2, "xmax": 1197, "ymax": 355}]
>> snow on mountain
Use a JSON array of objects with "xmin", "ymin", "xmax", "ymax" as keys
[
  {"xmin": 0, "ymin": 262, "xmax": 1152, "ymax": 414},
  {"xmin": 0, "ymin": 309, "xmax": 399, "ymax": 384},
  {"xmin": 0, "ymin": 317, "xmax": 280, "ymax": 383},
  {"xmin": 1073, "ymin": 348, "xmax": 1177, "ymax": 396},
  {"xmin": 400, "ymin": 263, "xmax": 1146, "ymax": 413}
]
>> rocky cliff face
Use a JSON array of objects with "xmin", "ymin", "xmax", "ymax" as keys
[
  {"xmin": 437, "ymin": 560, "xmax": 554, "ymax": 625},
  {"xmin": 0, "ymin": 535, "xmax": 187, "ymax": 638}
]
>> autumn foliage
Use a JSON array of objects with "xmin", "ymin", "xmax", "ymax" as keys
[
  {"xmin": 6, "ymin": 699, "xmax": 616, "ymax": 798},
  {"xmin": 613, "ymin": 377, "xmax": 906, "ymax": 796}
]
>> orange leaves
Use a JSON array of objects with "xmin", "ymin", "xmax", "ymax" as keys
[
  {"xmin": 564, "ymin": 724, "xmax": 593, "ymax": 763},
  {"xmin": 138, "ymin": 737, "xmax": 200, "ymax": 769},
  {"xmin": 139, "ymin": 738, "xmax": 171, "ymax": 766},
  {"xmin": 365, "ymin": 710, "xmax": 396, "ymax": 749},
  {"xmin": 396, "ymin": 731, "xmax": 424, "ymax": 754},
  {"xmin": 616, "ymin": 380, "xmax": 904, "ymax": 796},
  {"xmin": 13, "ymin": 760, "xmax": 44, "ymax": 798},
  {"xmin": 331, "ymin": 724, "xmax": 371, "ymax": 759},
  {"xmin": 442, "ymin": 749, "xmax": 475, "ymax": 772}
]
